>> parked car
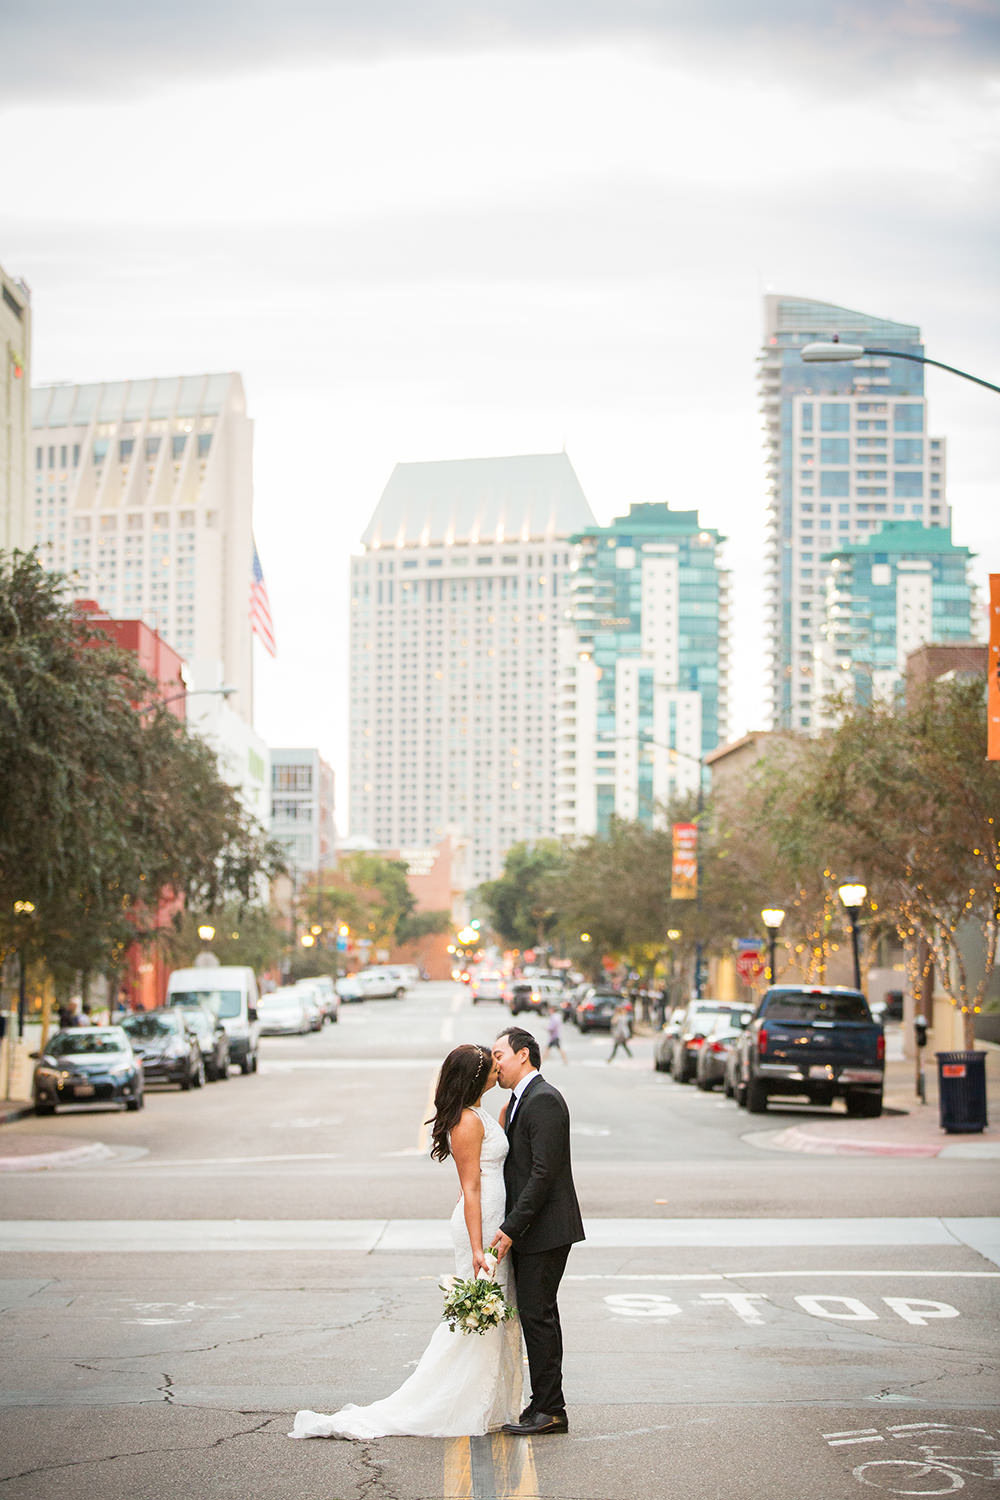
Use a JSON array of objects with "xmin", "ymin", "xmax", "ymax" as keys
[
  {"xmin": 258, "ymin": 988, "xmax": 312, "ymax": 1036},
  {"xmin": 336, "ymin": 974, "xmax": 364, "ymax": 1003},
  {"xmin": 306, "ymin": 975, "xmax": 340, "ymax": 1023},
  {"xmin": 471, "ymin": 971, "xmax": 505, "ymax": 1003},
  {"xmin": 695, "ymin": 1010, "xmax": 753, "ymax": 1091},
  {"xmin": 180, "ymin": 1003, "xmax": 231, "ymax": 1081},
  {"xmin": 671, "ymin": 1000, "xmax": 748, "ymax": 1083},
  {"xmin": 120, "ymin": 1009, "xmax": 204, "ymax": 1090},
  {"xmin": 653, "ymin": 1007, "xmax": 687, "ymax": 1071},
  {"xmin": 354, "ymin": 967, "xmax": 409, "ymax": 999},
  {"xmin": 292, "ymin": 981, "xmax": 325, "ymax": 1031},
  {"xmin": 575, "ymin": 991, "xmax": 631, "ymax": 1033},
  {"xmin": 166, "ymin": 965, "xmax": 260, "ymax": 1074},
  {"xmin": 733, "ymin": 985, "xmax": 885, "ymax": 1116},
  {"xmin": 32, "ymin": 1026, "xmax": 144, "ymax": 1114}
]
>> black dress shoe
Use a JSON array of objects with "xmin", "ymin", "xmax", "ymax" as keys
[
  {"xmin": 518, "ymin": 1405, "xmax": 535, "ymax": 1423},
  {"xmin": 501, "ymin": 1410, "xmax": 569, "ymax": 1437}
]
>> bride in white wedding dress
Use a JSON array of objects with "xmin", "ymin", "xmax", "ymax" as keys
[{"xmin": 289, "ymin": 1044, "xmax": 522, "ymax": 1439}]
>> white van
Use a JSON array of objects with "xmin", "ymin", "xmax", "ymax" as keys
[{"xmin": 166, "ymin": 966, "xmax": 261, "ymax": 1073}]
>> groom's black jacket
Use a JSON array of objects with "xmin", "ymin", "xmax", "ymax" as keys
[{"xmin": 501, "ymin": 1075, "xmax": 585, "ymax": 1254}]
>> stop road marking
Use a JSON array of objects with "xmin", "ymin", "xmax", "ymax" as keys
[{"xmin": 604, "ymin": 1292, "xmax": 961, "ymax": 1324}]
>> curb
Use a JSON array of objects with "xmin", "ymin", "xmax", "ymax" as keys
[
  {"xmin": 0, "ymin": 1141, "xmax": 115, "ymax": 1173},
  {"xmin": 761, "ymin": 1125, "xmax": 943, "ymax": 1158},
  {"xmin": 0, "ymin": 1102, "xmax": 36, "ymax": 1127}
]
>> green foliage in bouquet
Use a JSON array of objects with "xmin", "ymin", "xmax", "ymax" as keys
[{"xmin": 439, "ymin": 1251, "xmax": 515, "ymax": 1336}]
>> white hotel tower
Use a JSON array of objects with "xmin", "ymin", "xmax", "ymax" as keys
[
  {"xmin": 31, "ymin": 374, "xmax": 255, "ymax": 717},
  {"xmin": 349, "ymin": 454, "xmax": 596, "ymax": 887}
]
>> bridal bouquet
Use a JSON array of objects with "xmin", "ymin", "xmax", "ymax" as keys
[{"xmin": 440, "ymin": 1250, "xmax": 515, "ymax": 1336}]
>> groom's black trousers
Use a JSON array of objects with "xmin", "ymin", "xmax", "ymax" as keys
[{"xmin": 511, "ymin": 1243, "xmax": 571, "ymax": 1415}]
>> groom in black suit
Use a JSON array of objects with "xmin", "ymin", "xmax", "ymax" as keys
[{"xmin": 491, "ymin": 1025, "xmax": 584, "ymax": 1436}]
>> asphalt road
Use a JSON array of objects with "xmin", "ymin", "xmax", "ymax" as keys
[{"xmin": 1, "ymin": 981, "xmax": 998, "ymax": 1500}]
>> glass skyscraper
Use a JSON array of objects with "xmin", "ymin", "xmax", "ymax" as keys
[
  {"xmin": 760, "ymin": 296, "xmax": 948, "ymax": 731},
  {"xmin": 813, "ymin": 520, "xmax": 975, "ymax": 724},
  {"xmin": 557, "ymin": 503, "xmax": 730, "ymax": 838}
]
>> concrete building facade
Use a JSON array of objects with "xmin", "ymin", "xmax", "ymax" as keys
[
  {"xmin": 813, "ymin": 521, "xmax": 977, "ymax": 724},
  {"xmin": 31, "ymin": 373, "xmax": 255, "ymax": 720},
  {"xmin": 760, "ymin": 295, "xmax": 949, "ymax": 732},
  {"xmin": 0, "ymin": 264, "xmax": 31, "ymax": 553},
  {"xmin": 558, "ymin": 503, "xmax": 730, "ymax": 838},
  {"xmin": 349, "ymin": 453, "xmax": 596, "ymax": 886},
  {"xmin": 271, "ymin": 748, "xmax": 336, "ymax": 874}
]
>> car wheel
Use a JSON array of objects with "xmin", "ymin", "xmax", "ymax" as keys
[
  {"xmin": 696, "ymin": 1076, "xmax": 713, "ymax": 1091},
  {"xmin": 240, "ymin": 1053, "xmax": 252, "ymax": 1074},
  {"xmin": 126, "ymin": 1093, "xmax": 143, "ymax": 1112},
  {"xmin": 34, "ymin": 1099, "xmax": 56, "ymax": 1116},
  {"xmin": 192, "ymin": 1058, "xmax": 205, "ymax": 1088},
  {"xmin": 180, "ymin": 1071, "xmax": 192, "ymax": 1090},
  {"xmin": 251, "ymin": 1051, "xmax": 259, "ymax": 1073},
  {"xmin": 654, "ymin": 1056, "xmax": 666, "ymax": 1073},
  {"xmin": 746, "ymin": 1076, "xmax": 768, "ymax": 1113},
  {"xmin": 724, "ymin": 1077, "xmax": 735, "ymax": 1098},
  {"xmin": 846, "ymin": 1089, "xmax": 882, "ymax": 1118},
  {"xmin": 735, "ymin": 1079, "xmax": 748, "ymax": 1108},
  {"xmin": 395, "ymin": 987, "xmax": 406, "ymax": 998},
  {"xmin": 675, "ymin": 1062, "xmax": 690, "ymax": 1084}
]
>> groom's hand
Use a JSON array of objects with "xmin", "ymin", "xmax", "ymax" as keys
[{"xmin": 491, "ymin": 1230, "xmax": 513, "ymax": 1262}]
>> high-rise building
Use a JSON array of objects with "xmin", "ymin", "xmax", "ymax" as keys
[
  {"xmin": 813, "ymin": 520, "xmax": 977, "ymax": 725},
  {"xmin": 271, "ymin": 749, "xmax": 336, "ymax": 874},
  {"xmin": 557, "ymin": 503, "xmax": 730, "ymax": 838},
  {"xmin": 350, "ymin": 453, "xmax": 596, "ymax": 886},
  {"xmin": 0, "ymin": 264, "xmax": 31, "ymax": 553},
  {"xmin": 31, "ymin": 374, "xmax": 256, "ymax": 719},
  {"xmin": 760, "ymin": 295, "xmax": 949, "ymax": 731}
]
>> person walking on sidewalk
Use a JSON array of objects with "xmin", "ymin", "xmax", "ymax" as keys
[
  {"xmin": 607, "ymin": 1003, "xmax": 633, "ymax": 1062},
  {"xmin": 543, "ymin": 1006, "xmax": 568, "ymax": 1065}
]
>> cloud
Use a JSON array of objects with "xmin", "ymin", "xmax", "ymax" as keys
[{"xmin": 4, "ymin": 0, "xmax": 999, "ymax": 102}]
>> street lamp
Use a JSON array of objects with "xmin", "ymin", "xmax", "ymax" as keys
[
  {"xmin": 838, "ymin": 883, "xmax": 867, "ymax": 990},
  {"xmin": 197, "ymin": 924, "xmax": 216, "ymax": 943},
  {"xmin": 800, "ymin": 341, "xmax": 1000, "ymax": 396},
  {"xmin": 761, "ymin": 908, "xmax": 785, "ymax": 984}
]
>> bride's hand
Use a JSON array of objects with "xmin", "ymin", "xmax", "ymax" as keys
[{"xmin": 472, "ymin": 1249, "xmax": 492, "ymax": 1276}]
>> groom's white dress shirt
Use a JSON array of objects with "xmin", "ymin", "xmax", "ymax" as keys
[{"xmin": 507, "ymin": 1068, "xmax": 539, "ymax": 1125}]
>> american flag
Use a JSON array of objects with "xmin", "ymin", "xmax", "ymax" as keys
[{"xmin": 250, "ymin": 541, "xmax": 276, "ymax": 657}]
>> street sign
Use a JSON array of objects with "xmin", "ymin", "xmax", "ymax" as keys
[{"xmin": 736, "ymin": 949, "xmax": 765, "ymax": 983}]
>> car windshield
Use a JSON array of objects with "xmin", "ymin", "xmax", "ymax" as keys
[
  {"xmin": 261, "ymin": 994, "xmax": 300, "ymax": 1009},
  {"xmin": 766, "ymin": 993, "xmax": 871, "ymax": 1023},
  {"xmin": 170, "ymin": 988, "xmax": 242, "ymax": 1019},
  {"xmin": 47, "ymin": 1031, "xmax": 127, "ymax": 1056},
  {"xmin": 121, "ymin": 1014, "xmax": 182, "ymax": 1039}
]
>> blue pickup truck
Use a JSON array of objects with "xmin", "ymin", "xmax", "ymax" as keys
[{"xmin": 734, "ymin": 985, "xmax": 885, "ymax": 1117}]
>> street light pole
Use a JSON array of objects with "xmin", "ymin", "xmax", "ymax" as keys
[
  {"xmin": 838, "ymin": 883, "xmax": 867, "ymax": 990},
  {"xmin": 761, "ymin": 908, "xmax": 785, "ymax": 984},
  {"xmin": 800, "ymin": 342, "xmax": 1000, "ymax": 396}
]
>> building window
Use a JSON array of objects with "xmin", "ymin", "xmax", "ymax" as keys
[
  {"xmin": 820, "ymin": 403, "xmax": 850, "ymax": 432},
  {"xmin": 820, "ymin": 471, "xmax": 850, "ymax": 497},
  {"xmin": 894, "ymin": 404, "xmax": 924, "ymax": 432},
  {"xmin": 894, "ymin": 473, "xmax": 924, "ymax": 498},
  {"xmin": 820, "ymin": 438, "xmax": 850, "ymax": 465},
  {"xmin": 197, "ymin": 433, "xmax": 212, "ymax": 459},
  {"xmin": 172, "ymin": 433, "xmax": 187, "ymax": 460}
]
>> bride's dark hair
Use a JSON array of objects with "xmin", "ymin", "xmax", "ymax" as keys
[{"xmin": 428, "ymin": 1044, "xmax": 491, "ymax": 1163}]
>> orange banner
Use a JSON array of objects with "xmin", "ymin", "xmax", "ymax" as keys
[
  {"xmin": 671, "ymin": 822, "xmax": 698, "ymax": 900},
  {"xmin": 990, "ymin": 574, "xmax": 1000, "ymax": 761}
]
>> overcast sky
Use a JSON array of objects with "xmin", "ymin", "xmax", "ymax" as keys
[{"xmin": 3, "ymin": 1, "xmax": 998, "ymax": 820}]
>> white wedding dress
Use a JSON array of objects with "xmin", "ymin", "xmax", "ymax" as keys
[{"xmin": 289, "ymin": 1107, "xmax": 522, "ymax": 1439}]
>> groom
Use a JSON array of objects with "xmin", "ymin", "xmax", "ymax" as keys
[{"xmin": 491, "ymin": 1025, "xmax": 584, "ymax": 1437}]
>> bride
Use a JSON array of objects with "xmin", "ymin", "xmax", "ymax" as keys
[{"xmin": 289, "ymin": 1043, "xmax": 522, "ymax": 1439}]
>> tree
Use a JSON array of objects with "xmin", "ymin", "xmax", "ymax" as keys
[
  {"xmin": 480, "ymin": 841, "xmax": 567, "ymax": 951},
  {"xmin": 808, "ymin": 679, "xmax": 1000, "ymax": 1048},
  {"xmin": 0, "ymin": 550, "xmax": 284, "ymax": 989}
]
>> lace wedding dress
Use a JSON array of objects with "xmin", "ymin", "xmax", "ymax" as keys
[{"xmin": 289, "ymin": 1107, "xmax": 522, "ymax": 1439}]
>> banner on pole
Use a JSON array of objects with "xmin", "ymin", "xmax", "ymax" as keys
[
  {"xmin": 989, "ymin": 574, "xmax": 1000, "ymax": 761},
  {"xmin": 671, "ymin": 822, "xmax": 698, "ymax": 900}
]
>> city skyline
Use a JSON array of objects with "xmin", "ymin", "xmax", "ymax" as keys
[{"xmin": 3, "ymin": 5, "xmax": 997, "ymax": 799}]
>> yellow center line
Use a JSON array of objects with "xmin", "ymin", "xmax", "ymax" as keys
[{"xmin": 443, "ymin": 1433, "xmax": 540, "ymax": 1500}]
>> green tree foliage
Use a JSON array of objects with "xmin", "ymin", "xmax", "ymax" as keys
[
  {"xmin": 807, "ymin": 679, "xmax": 1000, "ymax": 1045},
  {"xmin": 479, "ymin": 840, "xmax": 567, "ymax": 950},
  {"xmin": 0, "ymin": 551, "xmax": 283, "ymax": 985},
  {"xmin": 168, "ymin": 902, "xmax": 287, "ymax": 974}
]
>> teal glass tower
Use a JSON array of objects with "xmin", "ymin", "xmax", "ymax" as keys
[{"xmin": 559, "ymin": 503, "xmax": 729, "ymax": 837}]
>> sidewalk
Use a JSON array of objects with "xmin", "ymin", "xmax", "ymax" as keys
[{"xmin": 746, "ymin": 1036, "xmax": 1000, "ymax": 1159}]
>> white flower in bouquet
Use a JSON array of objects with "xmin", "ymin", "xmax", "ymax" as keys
[{"xmin": 440, "ymin": 1249, "xmax": 516, "ymax": 1336}]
